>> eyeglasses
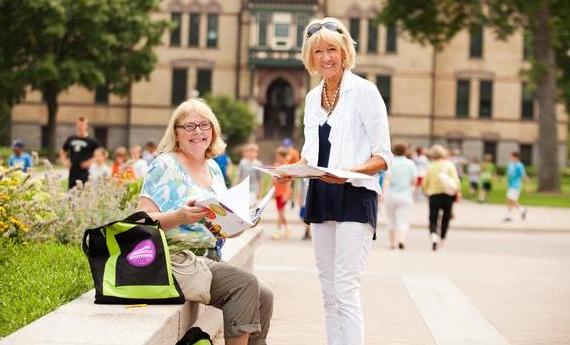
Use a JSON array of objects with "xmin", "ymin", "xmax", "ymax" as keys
[
  {"xmin": 175, "ymin": 121, "xmax": 212, "ymax": 132},
  {"xmin": 306, "ymin": 22, "xmax": 343, "ymax": 38}
]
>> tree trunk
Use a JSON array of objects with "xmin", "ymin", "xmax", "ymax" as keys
[
  {"xmin": 44, "ymin": 88, "xmax": 59, "ymax": 163},
  {"xmin": 532, "ymin": 2, "xmax": 561, "ymax": 192},
  {"xmin": 0, "ymin": 101, "xmax": 11, "ymax": 146}
]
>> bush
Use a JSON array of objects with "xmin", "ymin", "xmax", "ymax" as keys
[{"xmin": 0, "ymin": 161, "xmax": 140, "ymax": 244}]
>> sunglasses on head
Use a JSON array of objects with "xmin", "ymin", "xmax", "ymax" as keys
[{"xmin": 306, "ymin": 22, "xmax": 343, "ymax": 38}]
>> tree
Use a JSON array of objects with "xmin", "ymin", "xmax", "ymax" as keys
[
  {"xmin": 378, "ymin": 0, "xmax": 570, "ymax": 192},
  {"xmin": 0, "ymin": 0, "xmax": 169, "ymax": 160},
  {"xmin": 204, "ymin": 94, "xmax": 255, "ymax": 160}
]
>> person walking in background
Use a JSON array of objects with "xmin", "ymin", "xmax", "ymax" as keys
[
  {"xmin": 60, "ymin": 117, "xmax": 101, "ymax": 189},
  {"xmin": 383, "ymin": 143, "xmax": 417, "ymax": 250},
  {"xmin": 423, "ymin": 145, "xmax": 461, "ymax": 251},
  {"xmin": 479, "ymin": 153, "xmax": 496, "ymax": 203},
  {"xmin": 272, "ymin": 147, "xmax": 292, "ymax": 240},
  {"xmin": 467, "ymin": 157, "xmax": 481, "ymax": 197},
  {"xmin": 88, "ymin": 147, "xmax": 111, "ymax": 185},
  {"xmin": 282, "ymin": 137, "xmax": 300, "ymax": 208},
  {"xmin": 275, "ymin": 18, "xmax": 393, "ymax": 345},
  {"xmin": 8, "ymin": 140, "xmax": 33, "ymax": 173},
  {"xmin": 238, "ymin": 143, "xmax": 263, "ymax": 207},
  {"xmin": 413, "ymin": 146, "xmax": 429, "ymax": 200},
  {"xmin": 503, "ymin": 151, "xmax": 528, "ymax": 222},
  {"xmin": 213, "ymin": 148, "xmax": 233, "ymax": 188},
  {"xmin": 142, "ymin": 141, "xmax": 158, "ymax": 165},
  {"xmin": 137, "ymin": 99, "xmax": 273, "ymax": 345},
  {"xmin": 130, "ymin": 144, "xmax": 149, "ymax": 180},
  {"xmin": 449, "ymin": 148, "xmax": 466, "ymax": 182}
]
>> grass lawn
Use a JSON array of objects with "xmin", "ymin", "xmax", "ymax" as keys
[
  {"xmin": 0, "ymin": 239, "xmax": 92, "ymax": 337},
  {"xmin": 461, "ymin": 175, "xmax": 570, "ymax": 208}
]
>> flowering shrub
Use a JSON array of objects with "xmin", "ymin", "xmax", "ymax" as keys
[{"xmin": 0, "ymin": 159, "xmax": 140, "ymax": 244}]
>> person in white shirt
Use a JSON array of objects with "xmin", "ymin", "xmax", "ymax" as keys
[
  {"xmin": 384, "ymin": 143, "xmax": 418, "ymax": 250},
  {"xmin": 237, "ymin": 143, "xmax": 263, "ymax": 207},
  {"xmin": 276, "ymin": 17, "xmax": 393, "ymax": 345},
  {"xmin": 130, "ymin": 144, "xmax": 148, "ymax": 179},
  {"xmin": 88, "ymin": 147, "xmax": 111, "ymax": 186}
]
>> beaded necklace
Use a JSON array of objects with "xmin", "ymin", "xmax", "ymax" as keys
[{"xmin": 322, "ymin": 79, "xmax": 341, "ymax": 115}]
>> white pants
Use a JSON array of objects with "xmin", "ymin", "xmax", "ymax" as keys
[
  {"xmin": 312, "ymin": 221, "xmax": 373, "ymax": 345},
  {"xmin": 385, "ymin": 193, "xmax": 413, "ymax": 239}
]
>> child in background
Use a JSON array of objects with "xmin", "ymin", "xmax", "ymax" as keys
[
  {"xmin": 238, "ymin": 143, "xmax": 263, "ymax": 207},
  {"xmin": 479, "ymin": 154, "xmax": 495, "ymax": 203},
  {"xmin": 111, "ymin": 146, "xmax": 135, "ymax": 183},
  {"xmin": 88, "ymin": 147, "xmax": 111, "ymax": 186},
  {"xmin": 467, "ymin": 157, "xmax": 481, "ymax": 197},
  {"xmin": 272, "ymin": 147, "xmax": 291, "ymax": 240},
  {"xmin": 130, "ymin": 144, "xmax": 148, "ymax": 180}
]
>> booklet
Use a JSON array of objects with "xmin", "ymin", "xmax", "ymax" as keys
[
  {"xmin": 196, "ymin": 177, "xmax": 275, "ymax": 238},
  {"xmin": 254, "ymin": 163, "xmax": 375, "ymax": 180}
]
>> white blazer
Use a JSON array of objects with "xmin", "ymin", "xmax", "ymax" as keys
[{"xmin": 301, "ymin": 69, "xmax": 393, "ymax": 195}]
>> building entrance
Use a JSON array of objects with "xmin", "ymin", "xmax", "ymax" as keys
[{"xmin": 263, "ymin": 78, "xmax": 295, "ymax": 140}]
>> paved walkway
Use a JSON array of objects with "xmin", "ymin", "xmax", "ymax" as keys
[
  {"xmin": 261, "ymin": 197, "xmax": 570, "ymax": 233},
  {"xmin": 249, "ymin": 224, "xmax": 570, "ymax": 345}
]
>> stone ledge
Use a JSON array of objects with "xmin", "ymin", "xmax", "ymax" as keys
[{"xmin": 0, "ymin": 228, "xmax": 263, "ymax": 345}]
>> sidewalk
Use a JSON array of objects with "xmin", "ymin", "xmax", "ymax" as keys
[{"xmin": 261, "ymin": 197, "xmax": 570, "ymax": 233}]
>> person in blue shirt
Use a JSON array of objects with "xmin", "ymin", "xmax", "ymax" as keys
[
  {"xmin": 8, "ymin": 140, "xmax": 33, "ymax": 172},
  {"xmin": 504, "ymin": 151, "xmax": 528, "ymax": 221},
  {"xmin": 213, "ymin": 150, "xmax": 232, "ymax": 188}
]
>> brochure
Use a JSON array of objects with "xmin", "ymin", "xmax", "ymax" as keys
[
  {"xmin": 196, "ymin": 177, "xmax": 275, "ymax": 238},
  {"xmin": 254, "ymin": 163, "xmax": 375, "ymax": 180}
]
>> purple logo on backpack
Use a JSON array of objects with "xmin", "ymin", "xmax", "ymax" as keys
[{"xmin": 126, "ymin": 239, "xmax": 156, "ymax": 267}]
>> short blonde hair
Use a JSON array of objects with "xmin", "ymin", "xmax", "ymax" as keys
[
  {"xmin": 430, "ymin": 144, "xmax": 449, "ymax": 160},
  {"xmin": 301, "ymin": 17, "xmax": 356, "ymax": 75},
  {"xmin": 157, "ymin": 99, "xmax": 226, "ymax": 159}
]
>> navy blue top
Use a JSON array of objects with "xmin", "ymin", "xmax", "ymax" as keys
[{"xmin": 303, "ymin": 122, "xmax": 378, "ymax": 239}]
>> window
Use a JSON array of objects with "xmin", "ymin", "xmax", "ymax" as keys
[
  {"xmin": 196, "ymin": 69, "xmax": 212, "ymax": 97},
  {"xmin": 523, "ymin": 29, "xmax": 531, "ymax": 61},
  {"xmin": 483, "ymin": 141, "xmax": 497, "ymax": 163},
  {"xmin": 521, "ymin": 82, "xmax": 535, "ymax": 120},
  {"xmin": 469, "ymin": 24, "xmax": 483, "ymax": 58},
  {"xmin": 259, "ymin": 12, "xmax": 269, "ymax": 47},
  {"xmin": 376, "ymin": 75, "xmax": 391, "ymax": 114},
  {"xmin": 367, "ymin": 19, "xmax": 378, "ymax": 53},
  {"xmin": 206, "ymin": 14, "xmax": 218, "ymax": 48},
  {"xmin": 349, "ymin": 18, "xmax": 360, "ymax": 52},
  {"xmin": 171, "ymin": 68, "xmax": 187, "ymax": 106},
  {"xmin": 94, "ymin": 86, "xmax": 109, "ymax": 104},
  {"xmin": 520, "ymin": 144, "xmax": 533, "ymax": 166},
  {"xmin": 94, "ymin": 127, "xmax": 108, "ymax": 148},
  {"xmin": 386, "ymin": 23, "xmax": 397, "ymax": 53},
  {"xmin": 296, "ymin": 14, "xmax": 308, "ymax": 48},
  {"xmin": 275, "ymin": 23, "xmax": 289, "ymax": 38},
  {"xmin": 189, "ymin": 13, "xmax": 200, "ymax": 47},
  {"xmin": 170, "ymin": 12, "xmax": 182, "ymax": 47},
  {"xmin": 456, "ymin": 79, "xmax": 470, "ymax": 117},
  {"xmin": 479, "ymin": 80, "xmax": 493, "ymax": 118}
]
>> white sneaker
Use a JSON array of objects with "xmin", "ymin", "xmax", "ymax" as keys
[{"xmin": 430, "ymin": 233, "xmax": 439, "ymax": 243}]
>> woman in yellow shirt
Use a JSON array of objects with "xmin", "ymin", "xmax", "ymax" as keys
[{"xmin": 423, "ymin": 145, "xmax": 461, "ymax": 251}]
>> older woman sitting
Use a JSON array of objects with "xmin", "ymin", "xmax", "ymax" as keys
[{"xmin": 137, "ymin": 99, "xmax": 272, "ymax": 345}]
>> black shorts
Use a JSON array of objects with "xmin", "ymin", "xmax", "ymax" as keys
[
  {"xmin": 470, "ymin": 181, "xmax": 479, "ymax": 191},
  {"xmin": 482, "ymin": 181, "xmax": 492, "ymax": 192}
]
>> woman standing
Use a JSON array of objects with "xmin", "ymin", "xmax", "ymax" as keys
[
  {"xmin": 280, "ymin": 17, "xmax": 392, "ymax": 345},
  {"xmin": 423, "ymin": 145, "xmax": 461, "ymax": 251},
  {"xmin": 383, "ymin": 143, "xmax": 418, "ymax": 250},
  {"xmin": 137, "ymin": 99, "xmax": 272, "ymax": 345}
]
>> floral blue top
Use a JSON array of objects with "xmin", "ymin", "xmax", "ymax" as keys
[{"xmin": 140, "ymin": 152, "xmax": 227, "ymax": 259}]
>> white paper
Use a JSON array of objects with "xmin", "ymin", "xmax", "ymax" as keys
[{"xmin": 254, "ymin": 164, "xmax": 375, "ymax": 180}]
